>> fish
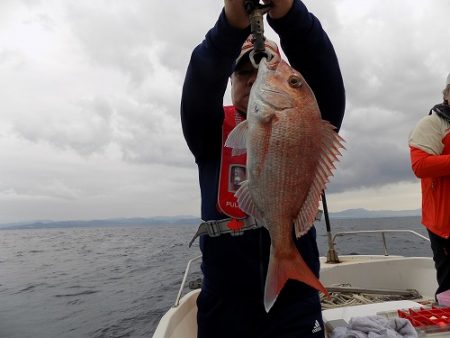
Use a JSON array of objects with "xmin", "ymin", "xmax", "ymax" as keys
[{"xmin": 225, "ymin": 57, "xmax": 344, "ymax": 312}]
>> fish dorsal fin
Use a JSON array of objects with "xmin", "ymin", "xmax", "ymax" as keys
[
  {"xmin": 235, "ymin": 180, "xmax": 264, "ymax": 222},
  {"xmin": 225, "ymin": 120, "xmax": 248, "ymax": 156},
  {"xmin": 294, "ymin": 121, "xmax": 345, "ymax": 237}
]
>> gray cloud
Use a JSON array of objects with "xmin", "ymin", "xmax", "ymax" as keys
[
  {"xmin": 319, "ymin": 0, "xmax": 450, "ymax": 195},
  {"xmin": 12, "ymin": 97, "xmax": 114, "ymax": 156},
  {"xmin": 1, "ymin": 0, "xmax": 450, "ymax": 222}
]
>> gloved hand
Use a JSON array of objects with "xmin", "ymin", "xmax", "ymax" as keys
[
  {"xmin": 224, "ymin": 0, "xmax": 294, "ymax": 29},
  {"xmin": 224, "ymin": 0, "xmax": 250, "ymax": 29},
  {"xmin": 262, "ymin": 0, "xmax": 294, "ymax": 19}
]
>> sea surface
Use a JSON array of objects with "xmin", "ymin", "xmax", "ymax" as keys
[{"xmin": 0, "ymin": 216, "xmax": 432, "ymax": 338}]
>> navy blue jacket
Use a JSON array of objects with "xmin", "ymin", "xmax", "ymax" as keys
[{"xmin": 181, "ymin": 0, "xmax": 345, "ymax": 298}]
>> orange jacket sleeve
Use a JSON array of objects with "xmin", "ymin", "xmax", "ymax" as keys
[{"xmin": 410, "ymin": 146, "xmax": 450, "ymax": 178}]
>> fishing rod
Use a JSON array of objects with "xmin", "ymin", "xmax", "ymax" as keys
[
  {"xmin": 244, "ymin": 0, "xmax": 272, "ymax": 67},
  {"xmin": 322, "ymin": 191, "xmax": 340, "ymax": 263}
]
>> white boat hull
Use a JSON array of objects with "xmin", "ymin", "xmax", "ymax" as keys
[{"xmin": 153, "ymin": 255, "xmax": 437, "ymax": 338}]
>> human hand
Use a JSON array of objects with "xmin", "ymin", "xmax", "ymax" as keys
[
  {"xmin": 224, "ymin": 0, "xmax": 249, "ymax": 29},
  {"xmin": 262, "ymin": 0, "xmax": 294, "ymax": 19}
]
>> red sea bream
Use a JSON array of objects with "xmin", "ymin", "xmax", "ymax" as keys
[{"xmin": 225, "ymin": 57, "xmax": 344, "ymax": 312}]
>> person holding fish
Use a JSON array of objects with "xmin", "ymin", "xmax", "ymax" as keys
[
  {"xmin": 181, "ymin": 0, "xmax": 345, "ymax": 337},
  {"xmin": 409, "ymin": 73, "xmax": 450, "ymax": 299}
]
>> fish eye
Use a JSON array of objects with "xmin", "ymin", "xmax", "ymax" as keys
[{"xmin": 288, "ymin": 75, "xmax": 302, "ymax": 88}]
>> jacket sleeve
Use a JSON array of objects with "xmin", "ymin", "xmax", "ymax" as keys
[
  {"xmin": 267, "ymin": 0, "xmax": 345, "ymax": 131},
  {"xmin": 410, "ymin": 146, "xmax": 450, "ymax": 178},
  {"xmin": 181, "ymin": 10, "xmax": 250, "ymax": 163}
]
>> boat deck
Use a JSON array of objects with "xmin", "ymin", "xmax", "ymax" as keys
[{"xmin": 153, "ymin": 254, "xmax": 439, "ymax": 338}]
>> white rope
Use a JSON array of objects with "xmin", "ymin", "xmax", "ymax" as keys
[{"xmin": 320, "ymin": 284, "xmax": 426, "ymax": 310}]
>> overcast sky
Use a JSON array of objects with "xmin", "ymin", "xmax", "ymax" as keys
[{"xmin": 1, "ymin": 0, "xmax": 449, "ymax": 223}]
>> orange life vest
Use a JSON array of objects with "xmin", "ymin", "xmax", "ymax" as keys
[{"xmin": 217, "ymin": 106, "xmax": 247, "ymax": 219}]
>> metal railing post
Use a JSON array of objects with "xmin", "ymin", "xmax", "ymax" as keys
[
  {"xmin": 174, "ymin": 255, "xmax": 202, "ymax": 307},
  {"xmin": 381, "ymin": 232, "xmax": 388, "ymax": 256}
]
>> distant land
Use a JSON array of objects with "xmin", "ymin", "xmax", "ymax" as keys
[
  {"xmin": 0, "ymin": 216, "xmax": 202, "ymax": 230},
  {"xmin": 0, "ymin": 208, "xmax": 421, "ymax": 230},
  {"xmin": 329, "ymin": 208, "xmax": 421, "ymax": 219}
]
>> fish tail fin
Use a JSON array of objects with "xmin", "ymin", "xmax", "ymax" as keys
[{"xmin": 264, "ymin": 249, "xmax": 329, "ymax": 312}]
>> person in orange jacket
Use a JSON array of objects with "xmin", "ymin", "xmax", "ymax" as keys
[{"xmin": 409, "ymin": 73, "xmax": 450, "ymax": 296}]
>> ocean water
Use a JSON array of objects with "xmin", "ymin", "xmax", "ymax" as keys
[{"xmin": 0, "ymin": 216, "xmax": 432, "ymax": 338}]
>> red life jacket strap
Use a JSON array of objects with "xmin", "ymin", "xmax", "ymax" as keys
[{"xmin": 188, "ymin": 216, "xmax": 262, "ymax": 247}]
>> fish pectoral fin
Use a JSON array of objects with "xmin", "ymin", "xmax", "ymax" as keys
[
  {"xmin": 264, "ymin": 250, "xmax": 329, "ymax": 312},
  {"xmin": 225, "ymin": 120, "xmax": 248, "ymax": 153},
  {"xmin": 235, "ymin": 180, "xmax": 263, "ymax": 220}
]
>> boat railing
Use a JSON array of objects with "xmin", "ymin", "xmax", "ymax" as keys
[
  {"xmin": 330, "ymin": 230, "xmax": 430, "ymax": 260},
  {"xmin": 174, "ymin": 231, "xmax": 430, "ymax": 304},
  {"xmin": 174, "ymin": 254, "xmax": 202, "ymax": 307}
]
